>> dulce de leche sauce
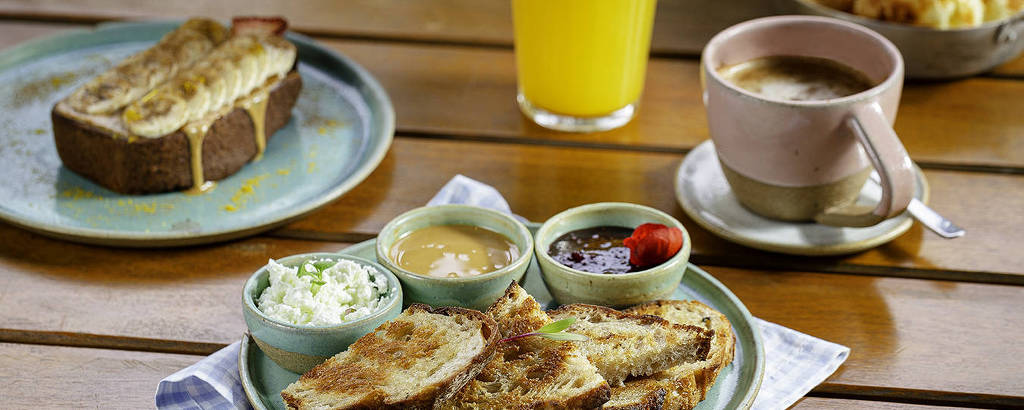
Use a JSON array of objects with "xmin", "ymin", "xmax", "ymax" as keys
[{"xmin": 389, "ymin": 225, "xmax": 520, "ymax": 278}]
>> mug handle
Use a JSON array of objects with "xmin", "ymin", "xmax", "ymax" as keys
[{"xmin": 814, "ymin": 102, "xmax": 916, "ymax": 227}]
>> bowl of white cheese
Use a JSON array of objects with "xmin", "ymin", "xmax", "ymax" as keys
[{"xmin": 243, "ymin": 252, "xmax": 402, "ymax": 374}]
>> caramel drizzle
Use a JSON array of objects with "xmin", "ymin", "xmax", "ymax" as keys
[
  {"xmin": 182, "ymin": 78, "xmax": 277, "ymax": 195},
  {"xmin": 183, "ymin": 121, "xmax": 216, "ymax": 195},
  {"xmin": 241, "ymin": 89, "xmax": 270, "ymax": 162}
]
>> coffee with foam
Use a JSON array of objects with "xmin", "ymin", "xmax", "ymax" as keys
[{"xmin": 718, "ymin": 55, "xmax": 875, "ymax": 101}]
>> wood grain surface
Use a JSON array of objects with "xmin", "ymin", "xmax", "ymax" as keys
[
  {"xmin": 3, "ymin": 0, "xmax": 1021, "ymax": 74},
  {"xmin": 0, "ymin": 223, "xmax": 348, "ymax": 347},
  {"xmin": 2, "ymin": 221, "xmax": 1023, "ymax": 401},
  {"xmin": 2, "ymin": 21, "xmax": 1022, "ymax": 171},
  {"xmin": 791, "ymin": 397, "xmax": 963, "ymax": 409},
  {"xmin": 270, "ymin": 138, "xmax": 1024, "ymax": 282},
  {"xmin": 0, "ymin": 0, "xmax": 774, "ymax": 54},
  {"xmin": 0, "ymin": 343, "xmax": 202, "ymax": 409}
]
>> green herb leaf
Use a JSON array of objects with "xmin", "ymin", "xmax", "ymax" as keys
[
  {"xmin": 536, "ymin": 332, "xmax": 588, "ymax": 342},
  {"xmin": 297, "ymin": 262, "xmax": 319, "ymax": 279},
  {"xmin": 536, "ymin": 317, "xmax": 576, "ymax": 334},
  {"xmin": 498, "ymin": 317, "xmax": 587, "ymax": 344},
  {"xmin": 312, "ymin": 260, "xmax": 336, "ymax": 272}
]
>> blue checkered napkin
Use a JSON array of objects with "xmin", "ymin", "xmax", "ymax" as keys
[
  {"xmin": 154, "ymin": 174, "xmax": 850, "ymax": 409},
  {"xmin": 155, "ymin": 340, "xmax": 252, "ymax": 410}
]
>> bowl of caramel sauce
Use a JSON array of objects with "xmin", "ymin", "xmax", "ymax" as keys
[{"xmin": 376, "ymin": 204, "xmax": 534, "ymax": 310}]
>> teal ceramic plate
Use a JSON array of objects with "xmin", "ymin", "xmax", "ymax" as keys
[
  {"xmin": 0, "ymin": 21, "xmax": 393, "ymax": 247},
  {"xmin": 240, "ymin": 225, "xmax": 765, "ymax": 410}
]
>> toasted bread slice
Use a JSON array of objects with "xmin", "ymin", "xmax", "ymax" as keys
[
  {"xmin": 439, "ymin": 282, "xmax": 610, "ymax": 410},
  {"xmin": 281, "ymin": 304, "xmax": 499, "ymax": 410},
  {"xmin": 547, "ymin": 304, "xmax": 712, "ymax": 386},
  {"xmin": 614, "ymin": 300, "xmax": 736, "ymax": 409}
]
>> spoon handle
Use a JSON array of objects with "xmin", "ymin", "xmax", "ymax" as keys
[{"xmin": 870, "ymin": 171, "xmax": 965, "ymax": 238}]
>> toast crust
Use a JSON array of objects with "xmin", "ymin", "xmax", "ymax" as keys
[
  {"xmin": 52, "ymin": 70, "xmax": 302, "ymax": 194},
  {"xmin": 439, "ymin": 282, "xmax": 611, "ymax": 410},
  {"xmin": 622, "ymin": 300, "xmax": 737, "ymax": 409},
  {"xmin": 282, "ymin": 304, "xmax": 499, "ymax": 410}
]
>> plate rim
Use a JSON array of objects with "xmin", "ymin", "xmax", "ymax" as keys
[
  {"xmin": 0, "ymin": 20, "xmax": 395, "ymax": 247},
  {"xmin": 675, "ymin": 140, "xmax": 930, "ymax": 256},
  {"xmin": 240, "ymin": 234, "xmax": 765, "ymax": 410}
]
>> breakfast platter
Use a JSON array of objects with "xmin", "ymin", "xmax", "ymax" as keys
[
  {"xmin": 0, "ymin": 20, "xmax": 393, "ymax": 247},
  {"xmin": 239, "ymin": 226, "xmax": 766, "ymax": 410}
]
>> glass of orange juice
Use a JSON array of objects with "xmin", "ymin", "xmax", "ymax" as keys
[{"xmin": 513, "ymin": 0, "xmax": 657, "ymax": 132}]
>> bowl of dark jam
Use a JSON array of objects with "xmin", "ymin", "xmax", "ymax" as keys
[{"xmin": 534, "ymin": 202, "xmax": 691, "ymax": 307}]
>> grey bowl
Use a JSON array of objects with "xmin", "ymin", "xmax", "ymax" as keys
[
  {"xmin": 778, "ymin": 0, "xmax": 1024, "ymax": 79},
  {"xmin": 242, "ymin": 253, "xmax": 402, "ymax": 374}
]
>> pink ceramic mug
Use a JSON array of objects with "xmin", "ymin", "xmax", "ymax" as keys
[{"xmin": 702, "ymin": 16, "xmax": 916, "ymax": 227}]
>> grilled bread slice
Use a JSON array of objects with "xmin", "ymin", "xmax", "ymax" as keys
[
  {"xmin": 547, "ymin": 304, "xmax": 712, "ymax": 386},
  {"xmin": 439, "ymin": 282, "xmax": 611, "ymax": 410},
  {"xmin": 281, "ymin": 304, "xmax": 500, "ymax": 410},
  {"xmin": 612, "ymin": 300, "xmax": 736, "ymax": 410}
]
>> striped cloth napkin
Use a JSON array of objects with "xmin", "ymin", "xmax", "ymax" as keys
[{"xmin": 155, "ymin": 174, "xmax": 850, "ymax": 410}]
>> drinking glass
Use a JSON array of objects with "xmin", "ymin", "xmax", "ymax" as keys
[{"xmin": 512, "ymin": 0, "xmax": 657, "ymax": 132}]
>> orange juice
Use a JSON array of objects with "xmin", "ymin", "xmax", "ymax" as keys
[{"xmin": 513, "ymin": 0, "xmax": 657, "ymax": 118}]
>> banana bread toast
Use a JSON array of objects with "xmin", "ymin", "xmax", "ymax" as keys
[{"xmin": 52, "ymin": 17, "xmax": 301, "ymax": 194}]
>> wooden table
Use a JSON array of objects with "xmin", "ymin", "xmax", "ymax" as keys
[{"xmin": 1, "ymin": 1, "xmax": 1021, "ymax": 408}]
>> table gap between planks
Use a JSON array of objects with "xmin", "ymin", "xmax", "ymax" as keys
[{"xmin": 0, "ymin": 0, "xmax": 1022, "ymax": 408}]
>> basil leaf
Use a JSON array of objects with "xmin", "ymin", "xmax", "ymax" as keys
[
  {"xmin": 537, "ymin": 332, "xmax": 588, "ymax": 342},
  {"xmin": 536, "ymin": 317, "xmax": 576, "ymax": 334}
]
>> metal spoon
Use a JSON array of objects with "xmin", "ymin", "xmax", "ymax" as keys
[{"xmin": 869, "ymin": 171, "xmax": 965, "ymax": 238}]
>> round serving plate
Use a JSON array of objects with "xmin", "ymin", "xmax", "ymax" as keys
[
  {"xmin": 240, "ymin": 225, "xmax": 765, "ymax": 410},
  {"xmin": 0, "ymin": 21, "xmax": 393, "ymax": 247}
]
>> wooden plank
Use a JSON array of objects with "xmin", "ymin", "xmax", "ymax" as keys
[
  {"xmin": 0, "ymin": 0, "xmax": 774, "ymax": 55},
  {"xmin": 1, "ymin": 22, "xmax": 1022, "ymax": 170},
  {"xmin": 707, "ymin": 265, "xmax": 1024, "ymax": 404},
  {"xmin": 0, "ymin": 343, "xmax": 201, "ymax": 409},
  {"xmin": 991, "ymin": 53, "xmax": 1024, "ymax": 78},
  {"xmin": 792, "ymin": 397, "xmax": 963, "ymax": 409},
  {"xmin": 2, "ymin": 224, "xmax": 1023, "ymax": 400},
  {"xmin": 0, "ymin": 222, "xmax": 349, "ymax": 346},
  {"xmin": 273, "ymin": 138, "xmax": 1024, "ymax": 282}
]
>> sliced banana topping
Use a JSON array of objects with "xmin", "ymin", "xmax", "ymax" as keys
[
  {"xmin": 106, "ymin": 19, "xmax": 297, "ymax": 138},
  {"xmin": 68, "ymin": 18, "xmax": 226, "ymax": 115},
  {"xmin": 191, "ymin": 61, "xmax": 229, "ymax": 112},
  {"xmin": 261, "ymin": 35, "xmax": 298, "ymax": 80},
  {"xmin": 122, "ymin": 88, "xmax": 188, "ymax": 138}
]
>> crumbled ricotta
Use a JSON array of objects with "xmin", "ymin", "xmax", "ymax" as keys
[{"xmin": 257, "ymin": 258, "xmax": 390, "ymax": 326}]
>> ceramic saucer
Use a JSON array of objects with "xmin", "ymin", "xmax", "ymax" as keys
[{"xmin": 675, "ymin": 141, "xmax": 929, "ymax": 256}]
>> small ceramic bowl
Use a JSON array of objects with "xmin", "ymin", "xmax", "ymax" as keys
[
  {"xmin": 376, "ymin": 204, "xmax": 534, "ymax": 311},
  {"xmin": 534, "ymin": 202, "xmax": 691, "ymax": 308},
  {"xmin": 242, "ymin": 253, "xmax": 402, "ymax": 374}
]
